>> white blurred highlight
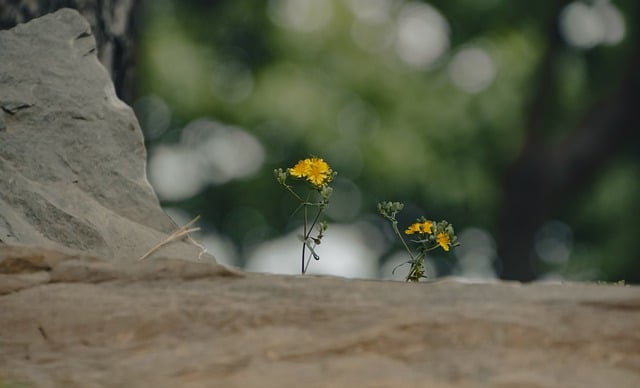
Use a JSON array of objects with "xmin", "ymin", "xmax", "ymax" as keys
[
  {"xmin": 394, "ymin": 2, "xmax": 449, "ymax": 69},
  {"xmin": 148, "ymin": 119, "xmax": 265, "ymax": 201},
  {"xmin": 245, "ymin": 222, "xmax": 383, "ymax": 278},
  {"xmin": 448, "ymin": 46, "xmax": 496, "ymax": 93},
  {"xmin": 453, "ymin": 227, "xmax": 497, "ymax": 279},
  {"xmin": 560, "ymin": 1, "xmax": 625, "ymax": 49},
  {"xmin": 268, "ymin": 0, "xmax": 333, "ymax": 32},
  {"xmin": 534, "ymin": 220, "xmax": 573, "ymax": 265},
  {"xmin": 348, "ymin": 0, "xmax": 395, "ymax": 22}
]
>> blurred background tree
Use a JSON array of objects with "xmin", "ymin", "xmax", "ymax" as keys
[
  {"xmin": 134, "ymin": 0, "xmax": 639, "ymax": 282},
  {"xmin": 4, "ymin": 0, "xmax": 637, "ymax": 282}
]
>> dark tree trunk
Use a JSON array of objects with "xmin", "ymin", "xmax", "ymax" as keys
[
  {"xmin": 497, "ymin": 4, "xmax": 640, "ymax": 281},
  {"xmin": 0, "ymin": 0, "xmax": 139, "ymax": 104}
]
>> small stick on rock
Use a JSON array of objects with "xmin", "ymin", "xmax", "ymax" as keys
[{"xmin": 138, "ymin": 216, "xmax": 207, "ymax": 261}]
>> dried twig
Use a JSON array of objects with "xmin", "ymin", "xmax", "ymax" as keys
[
  {"xmin": 138, "ymin": 215, "xmax": 207, "ymax": 261},
  {"xmin": 185, "ymin": 234, "xmax": 208, "ymax": 260}
]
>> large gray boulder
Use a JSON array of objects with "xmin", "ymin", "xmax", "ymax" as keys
[{"xmin": 0, "ymin": 9, "xmax": 209, "ymax": 261}]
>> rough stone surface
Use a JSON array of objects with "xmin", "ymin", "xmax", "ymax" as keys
[
  {"xmin": 1, "ymin": 244, "xmax": 639, "ymax": 388},
  {"xmin": 0, "ymin": 9, "xmax": 207, "ymax": 261}
]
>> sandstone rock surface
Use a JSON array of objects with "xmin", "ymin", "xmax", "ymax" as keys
[
  {"xmin": 0, "ymin": 9, "xmax": 207, "ymax": 261},
  {"xmin": 1, "ymin": 244, "xmax": 639, "ymax": 387}
]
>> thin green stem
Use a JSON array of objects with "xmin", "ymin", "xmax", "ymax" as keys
[
  {"xmin": 284, "ymin": 184, "xmax": 304, "ymax": 202},
  {"xmin": 303, "ymin": 205, "xmax": 324, "ymax": 274},
  {"xmin": 302, "ymin": 203, "xmax": 308, "ymax": 273},
  {"xmin": 300, "ymin": 191, "xmax": 327, "ymax": 275},
  {"xmin": 391, "ymin": 221, "xmax": 417, "ymax": 261},
  {"xmin": 306, "ymin": 205, "xmax": 324, "ymax": 240},
  {"xmin": 303, "ymin": 244, "xmax": 315, "ymax": 273}
]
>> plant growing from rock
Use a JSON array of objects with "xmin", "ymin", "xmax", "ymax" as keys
[
  {"xmin": 378, "ymin": 201, "xmax": 459, "ymax": 282},
  {"xmin": 275, "ymin": 157, "xmax": 336, "ymax": 274}
]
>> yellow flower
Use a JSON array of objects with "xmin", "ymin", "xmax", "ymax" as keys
[
  {"xmin": 437, "ymin": 232, "xmax": 451, "ymax": 251},
  {"xmin": 289, "ymin": 159, "xmax": 311, "ymax": 178},
  {"xmin": 404, "ymin": 222, "xmax": 422, "ymax": 235},
  {"xmin": 306, "ymin": 157, "xmax": 331, "ymax": 187},
  {"xmin": 288, "ymin": 157, "xmax": 332, "ymax": 187},
  {"xmin": 404, "ymin": 220, "xmax": 433, "ymax": 235},
  {"xmin": 420, "ymin": 221, "xmax": 433, "ymax": 234}
]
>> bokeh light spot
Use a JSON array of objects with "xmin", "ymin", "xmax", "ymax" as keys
[
  {"xmin": 535, "ymin": 220, "xmax": 573, "ymax": 265},
  {"xmin": 245, "ymin": 223, "xmax": 382, "ymax": 278},
  {"xmin": 454, "ymin": 227, "xmax": 497, "ymax": 279},
  {"xmin": 394, "ymin": 2, "xmax": 450, "ymax": 69},
  {"xmin": 148, "ymin": 145, "xmax": 203, "ymax": 201},
  {"xmin": 148, "ymin": 120, "xmax": 265, "ymax": 201},
  {"xmin": 267, "ymin": 0, "xmax": 333, "ymax": 32},
  {"xmin": 448, "ymin": 46, "xmax": 497, "ymax": 93},
  {"xmin": 560, "ymin": 1, "xmax": 625, "ymax": 49},
  {"xmin": 348, "ymin": 0, "xmax": 394, "ymax": 22}
]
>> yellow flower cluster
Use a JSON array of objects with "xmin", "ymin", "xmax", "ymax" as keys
[
  {"xmin": 289, "ymin": 157, "xmax": 333, "ymax": 187},
  {"xmin": 276, "ymin": 156, "xmax": 336, "ymax": 274},
  {"xmin": 378, "ymin": 201, "xmax": 458, "ymax": 281},
  {"xmin": 405, "ymin": 220, "xmax": 452, "ymax": 251}
]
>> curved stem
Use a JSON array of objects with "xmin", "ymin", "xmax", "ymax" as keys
[
  {"xmin": 306, "ymin": 206, "xmax": 324, "ymax": 239},
  {"xmin": 301, "ymin": 191, "xmax": 327, "ymax": 274},
  {"xmin": 284, "ymin": 184, "xmax": 304, "ymax": 202},
  {"xmin": 303, "ymin": 247, "xmax": 315, "ymax": 273},
  {"xmin": 302, "ymin": 204, "xmax": 308, "ymax": 273},
  {"xmin": 391, "ymin": 221, "xmax": 417, "ymax": 261}
]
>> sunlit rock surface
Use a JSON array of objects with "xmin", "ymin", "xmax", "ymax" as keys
[
  {"xmin": 1, "ymin": 244, "xmax": 639, "ymax": 387},
  {"xmin": 0, "ymin": 9, "xmax": 207, "ymax": 261}
]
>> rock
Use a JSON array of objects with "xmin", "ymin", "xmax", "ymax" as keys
[
  {"xmin": 1, "ymin": 244, "xmax": 639, "ymax": 387},
  {"xmin": 0, "ymin": 9, "xmax": 210, "ymax": 261}
]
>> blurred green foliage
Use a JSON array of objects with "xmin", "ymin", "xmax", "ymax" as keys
[{"xmin": 135, "ymin": 0, "xmax": 639, "ymax": 282}]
